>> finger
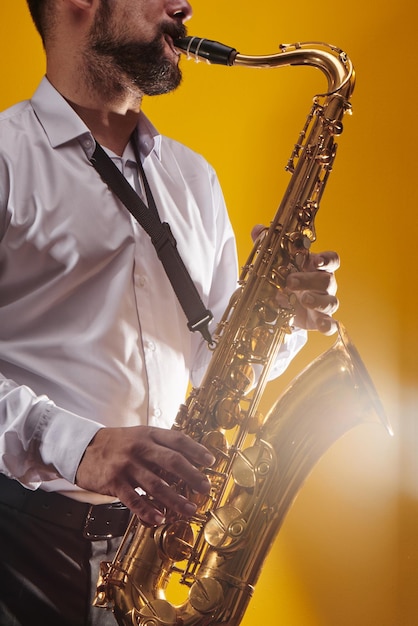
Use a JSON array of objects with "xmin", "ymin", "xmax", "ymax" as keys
[
  {"xmin": 286, "ymin": 270, "xmax": 337, "ymax": 296},
  {"xmin": 251, "ymin": 224, "xmax": 267, "ymax": 242},
  {"xmin": 117, "ymin": 468, "xmax": 199, "ymax": 525},
  {"xmin": 150, "ymin": 428, "xmax": 215, "ymax": 469},
  {"xmin": 118, "ymin": 486, "xmax": 167, "ymax": 526},
  {"xmin": 306, "ymin": 310, "xmax": 339, "ymax": 336},
  {"xmin": 300, "ymin": 291, "xmax": 339, "ymax": 315},
  {"xmin": 135, "ymin": 430, "xmax": 214, "ymax": 495},
  {"xmin": 308, "ymin": 250, "xmax": 340, "ymax": 272}
]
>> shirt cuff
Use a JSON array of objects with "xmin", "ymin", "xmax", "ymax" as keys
[{"xmin": 37, "ymin": 404, "xmax": 104, "ymax": 485}]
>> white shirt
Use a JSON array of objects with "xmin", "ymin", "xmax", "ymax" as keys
[{"xmin": 0, "ymin": 77, "xmax": 306, "ymax": 500}]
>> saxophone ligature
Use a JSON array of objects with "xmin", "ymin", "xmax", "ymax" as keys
[{"xmin": 94, "ymin": 36, "xmax": 391, "ymax": 626}]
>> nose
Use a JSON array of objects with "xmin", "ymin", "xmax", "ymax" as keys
[{"xmin": 169, "ymin": 0, "xmax": 193, "ymax": 22}]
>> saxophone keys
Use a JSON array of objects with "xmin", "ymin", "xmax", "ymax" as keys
[
  {"xmin": 201, "ymin": 430, "xmax": 229, "ymax": 458},
  {"xmin": 231, "ymin": 444, "xmax": 273, "ymax": 489},
  {"xmin": 189, "ymin": 577, "xmax": 224, "ymax": 614},
  {"xmin": 134, "ymin": 599, "xmax": 177, "ymax": 626},
  {"xmin": 213, "ymin": 396, "xmax": 241, "ymax": 429},
  {"xmin": 204, "ymin": 505, "xmax": 246, "ymax": 549},
  {"xmin": 228, "ymin": 363, "xmax": 255, "ymax": 395},
  {"xmin": 247, "ymin": 325, "xmax": 274, "ymax": 356},
  {"xmin": 92, "ymin": 562, "xmax": 113, "ymax": 608},
  {"xmin": 155, "ymin": 520, "xmax": 194, "ymax": 562}
]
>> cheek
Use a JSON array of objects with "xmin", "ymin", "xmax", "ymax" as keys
[
  {"xmin": 123, "ymin": 1, "xmax": 163, "ymax": 32},
  {"xmin": 126, "ymin": 18, "xmax": 161, "ymax": 44}
]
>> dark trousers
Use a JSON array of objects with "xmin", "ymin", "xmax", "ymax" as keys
[{"xmin": 0, "ymin": 502, "xmax": 120, "ymax": 626}]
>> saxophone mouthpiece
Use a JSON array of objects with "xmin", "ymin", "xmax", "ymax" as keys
[{"xmin": 174, "ymin": 36, "xmax": 238, "ymax": 66}]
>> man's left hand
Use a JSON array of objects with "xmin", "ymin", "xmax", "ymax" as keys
[
  {"xmin": 285, "ymin": 250, "xmax": 340, "ymax": 335},
  {"xmin": 251, "ymin": 225, "xmax": 340, "ymax": 335}
]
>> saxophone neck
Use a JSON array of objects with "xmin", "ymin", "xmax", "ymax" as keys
[{"xmin": 174, "ymin": 37, "xmax": 355, "ymax": 98}]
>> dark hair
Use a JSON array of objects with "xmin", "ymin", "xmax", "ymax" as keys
[{"xmin": 26, "ymin": 0, "xmax": 49, "ymax": 43}]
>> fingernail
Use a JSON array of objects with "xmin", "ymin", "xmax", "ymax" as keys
[
  {"xmin": 302, "ymin": 293, "xmax": 315, "ymax": 306},
  {"xmin": 203, "ymin": 453, "xmax": 216, "ymax": 466},
  {"xmin": 184, "ymin": 502, "xmax": 197, "ymax": 516},
  {"xmin": 153, "ymin": 512, "xmax": 165, "ymax": 526}
]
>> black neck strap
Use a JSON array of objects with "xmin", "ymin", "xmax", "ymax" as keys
[{"xmin": 89, "ymin": 139, "xmax": 213, "ymax": 344}]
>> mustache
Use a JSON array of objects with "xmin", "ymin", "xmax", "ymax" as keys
[
  {"xmin": 92, "ymin": 22, "xmax": 188, "ymax": 57},
  {"xmin": 161, "ymin": 21, "xmax": 187, "ymax": 41}
]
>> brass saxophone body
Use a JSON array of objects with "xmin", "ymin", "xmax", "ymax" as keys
[{"xmin": 94, "ymin": 37, "xmax": 390, "ymax": 626}]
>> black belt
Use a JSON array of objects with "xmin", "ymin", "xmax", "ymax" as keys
[{"xmin": 0, "ymin": 474, "xmax": 131, "ymax": 540}]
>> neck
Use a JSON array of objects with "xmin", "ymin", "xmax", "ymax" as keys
[
  {"xmin": 67, "ymin": 98, "xmax": 142, "ymax": 156},
  {"xmin": 46, "ymin": 62, "xmax": 144, "ymax": 156}
]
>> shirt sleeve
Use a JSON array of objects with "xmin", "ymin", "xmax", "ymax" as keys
[
  {"xmin": 0, "ymin": 374, "xmax": 103, "ymax": 489},
  {"xmin": 189, "ymin": 164, "xmax": 238, "ymax": 386}
]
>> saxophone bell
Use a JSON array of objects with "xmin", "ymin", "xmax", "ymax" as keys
[{"xmin": 262, "ymin": 323, "xmax": 392, "ymax": 525}]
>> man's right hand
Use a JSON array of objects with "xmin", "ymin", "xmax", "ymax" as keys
[{"xmin": 75, "ymin": 425, "xmax": 215, "ymax": 526}]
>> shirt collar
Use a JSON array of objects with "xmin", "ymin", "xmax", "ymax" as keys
[{"xmin": 30, "ymin": 76, "xmax": 162, "ymax": 161}]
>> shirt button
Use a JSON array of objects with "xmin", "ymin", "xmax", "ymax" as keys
[
  {"xmin": 136, "ymin": 275, "xmax": 146, "ymax": 287},
  {"xmin": 153, "ymin": 408, "xmax": 162, "ymax": 418},
  {"xmin": 146, "ymin": 341, "xmax": 156, "ymax": 351}
]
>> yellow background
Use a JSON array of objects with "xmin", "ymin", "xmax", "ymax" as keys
[{"xmin": 1, "ymin": 1, "xmax": 417, "ymax": 625}]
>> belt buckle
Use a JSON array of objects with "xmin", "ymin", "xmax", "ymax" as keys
[
  {"xmin": 83, "ymin": 505, "xmax": 112, "ymax": 540},
  {"xmin": 83, "ymin": 503, "xmax": 131, "ymax": 540}
]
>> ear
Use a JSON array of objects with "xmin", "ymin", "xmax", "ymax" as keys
[{"xmin": 64, "ymin": 0, "xmax": 99, "ymax": 22}]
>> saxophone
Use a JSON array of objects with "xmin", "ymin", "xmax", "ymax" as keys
[{"xmin": 94, "ymin": 37, "xmax": 391, "ymax": 626}]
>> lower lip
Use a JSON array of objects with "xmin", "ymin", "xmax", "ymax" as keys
[{"xmin": 164, "ymin": 34, "xmax": 180, "ymax": 57}]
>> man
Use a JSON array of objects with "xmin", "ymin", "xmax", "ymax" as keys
[{"xmin": 0, "ymin": 1, "xmax": 340, "ymax": 624}]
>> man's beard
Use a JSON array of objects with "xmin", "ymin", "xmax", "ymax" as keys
[{"xmin": 86, "ymin": 10, "xmax": 186, "ymax": 97}]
